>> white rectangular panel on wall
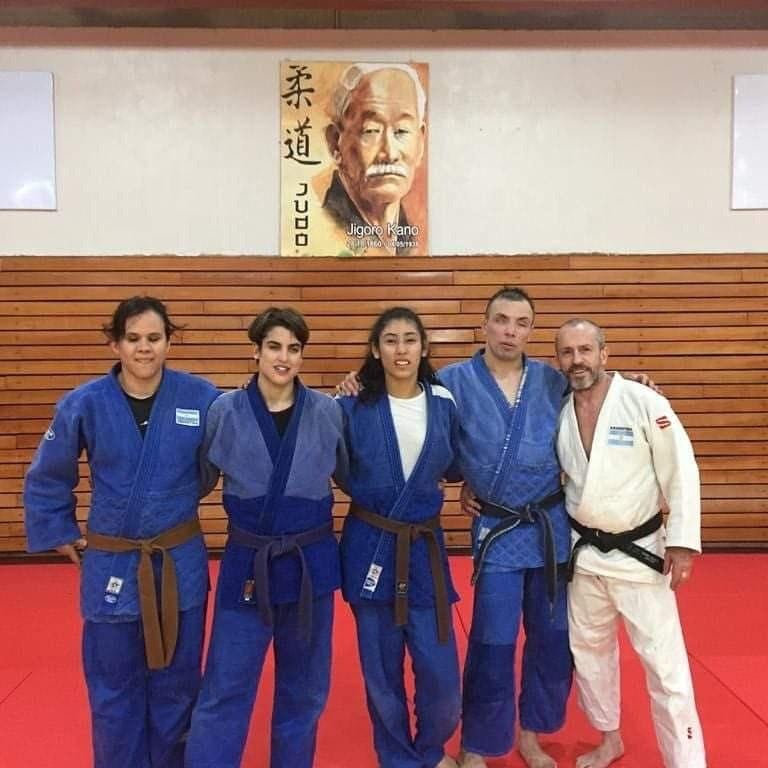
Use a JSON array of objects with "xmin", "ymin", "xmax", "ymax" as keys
[
  {"xmin": 732, "ymin": 74, "xmax": 768, "ymax": 210},
  {"xmin": 0, "ymin": 71, "xmax": 56, "ymax": 210}
]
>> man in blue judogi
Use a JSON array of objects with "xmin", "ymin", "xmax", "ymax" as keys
[{"xmin": 440, "ymin": 287, "xmax": 573, "ymax": 768}]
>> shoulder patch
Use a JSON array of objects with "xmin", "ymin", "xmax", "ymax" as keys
[
  {"xmin": 655, "ymin": 415, "xmax": 671, "ymax": 430},
  {"xmin": 43, "ymin": 424, "xmax": 55, "ymax": 441}
]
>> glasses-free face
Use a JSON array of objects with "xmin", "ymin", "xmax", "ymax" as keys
[
  {"xmin": 333, "ymin": 69, "xmax": 425, "ymax": 215},
  {"xmin": 110, "ymin": 310, "xmax": 170, "ymax": 393},
  {"xmin": 482, "ymin": 298, "xmax": 534, "ymax": 364},
  {"xmin": 373, "ymin": 318, "xmax": 426, "ymax": 389},
  {"xmin": 555, "ymin": 325, "xmax": 608, "ymax": 391},
  {"xmin": 255, "ymin": 325, "xmax": 304, "ymax": 390}
]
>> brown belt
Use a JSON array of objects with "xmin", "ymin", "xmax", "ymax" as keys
[
  {"xmin": 87, "ymin": 517, "xmax": 202, "ymax": 670},
  {"xmin": 350, "ymin": 503, "xmax": 451, "ymax": 644}
]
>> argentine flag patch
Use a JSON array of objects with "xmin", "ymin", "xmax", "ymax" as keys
[
  {"xmin": 607, "ymin": 425, "xmax": 634, "ymax": 447},
  {"xmin": 175, "ymin": 408, "xmax": 200, "ymax": 427}
]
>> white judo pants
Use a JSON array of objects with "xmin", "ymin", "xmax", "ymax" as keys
[{"xmin": 568, "ymin": 572, "xmax": 706, "ymax": 768}]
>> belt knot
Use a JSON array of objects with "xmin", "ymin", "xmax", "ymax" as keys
[
  {"xmin": 227, "ymin": 521, "xmax": 333, "ymax": 644},
  {"xmin": 85, "ymin": 517, "xmax": 202, "ymax": 670},
  {"xmin": 270, "ymin": 534, "xmax": 299, "ymax": 556},
  {"xmin": 140, "ymin": 539, "xmax": 158, "ymax": 556},
  {"xmin": 349, "ymin": 504, "xmax": 451, "ymax": 644}
]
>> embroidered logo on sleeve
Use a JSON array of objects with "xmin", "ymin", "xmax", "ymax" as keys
[
  {"xmin": 44, "ymin": 424, "xmax": 55, "ymax": 441},
  {"xmin": 175, "ymin": 408, "xmax": 200, "ymax": 427},
  {"xmin": 655, "ymin": 416, "xmax": 671, "ymax": 430},
  {"xmin": 363, "ymin": 563, "xmax": 383, "ymax": 593},
  {"xmin": 607, "ymin": 425, "xmax": 634, "ymax": 446}
]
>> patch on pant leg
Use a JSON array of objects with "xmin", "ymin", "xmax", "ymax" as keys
[
  {"xmin": 464, "ymin": 642, "xmax": 516, "ymax": 702},
  {"xmin": 462, "ymin": 641, "xmax": 517, "ymax": 755}
]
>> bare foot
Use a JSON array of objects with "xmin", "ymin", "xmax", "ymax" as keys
[
  {"xmin": 575, "ymin": 731, "xmax": 624, "ymax": 768},
  {"xmin": 519, "ymin": 728, "xmax": 557, "ymax": 768},
  {"xmin": 458, "ymin": 751, "xmax": 488, "ymax": 768},
  {"xmin": 436, "ymin": 755, "xmax": 459, "ymax": 768}
]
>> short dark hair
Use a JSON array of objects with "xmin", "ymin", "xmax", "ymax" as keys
[
  {"xmin": 248, "ymin": 307, "xmax": 309, "ymax": 348},
  {"xmin": 484, "ymin": 286, "xmax": 535, "ymax": 318},
  {"xmin": 357, "ymin": 306, "xmax": 437, "ymax": 403},
  {"xmin": 102, "ymin": 296, "xmax": 180, "ymax": 342}
]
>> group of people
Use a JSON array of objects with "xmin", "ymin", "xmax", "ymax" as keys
[{"xmin": 24, "ymin": 288, "xmax": 706, "ymax": 768}]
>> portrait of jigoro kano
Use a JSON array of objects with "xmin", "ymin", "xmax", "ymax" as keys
[{"xmin": 280, "ymin": 61, "xmax": 429, "ymax": 257}]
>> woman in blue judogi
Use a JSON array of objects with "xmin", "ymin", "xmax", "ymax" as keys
[
  {"xmin": 24, "ymin": 296, "xmax": 220, "ymax": 768},
  {"xmin": 185, "ymin": 308, "xmax": 348, "ymax": 768},
  {"xmin": 337, "ymin": 307, "xmax": 462, "ymax": 768}
]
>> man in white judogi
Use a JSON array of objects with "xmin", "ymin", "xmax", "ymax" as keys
[{"xmin": 554, "ymin": 319, "xmax": 706, "ymax": 768}]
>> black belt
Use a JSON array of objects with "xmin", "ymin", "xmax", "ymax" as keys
[
  {"xmin": 567, "ymin": 511, "xmax": 665, "ymax": 579},
  {"xmin": 228, "ymin": 521, "xmax": 333, "ymax": 642},
  {"xmin": 471, "ymin": 489, "xmax": 565, "ymax": 609},
  {"xmin": 350, "ymin": 503, "xmax": 451, "ymax": 645}
]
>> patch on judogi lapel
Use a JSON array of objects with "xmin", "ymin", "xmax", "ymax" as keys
[
  {"xmin": 175, "ymin": 408, "xmax": 200, "ymax": 427},
  {"xmin": 607, "ymin": 425, "xmax": 634, "ymax": 447},
  {"xmin": 363, "ymin": 563, "xmax": 383, "ymax": 592},
  {"xmin": 104, "ymin": 576, "xmax": 124, "ymax": 605}
]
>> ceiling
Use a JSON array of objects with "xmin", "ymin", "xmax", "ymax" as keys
[{"xmin": 2, "ymin": 1, "xmax": 768, "ymax": 30}]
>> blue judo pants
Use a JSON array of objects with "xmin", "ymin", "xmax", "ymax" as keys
[
  {"xmin": 352, "ymin": 601, "xmax": 461, "ymax": 768},
  {"xmin": 461, "ymin": 567, "xmax": 572, "ymax": 757},
  {"xmin": 83, "ymin": 604, "xmax": 206, "ymax": 768},
  {"xmin": 185, "ymin": 593, "xmax": 334, "ymax": 768}
]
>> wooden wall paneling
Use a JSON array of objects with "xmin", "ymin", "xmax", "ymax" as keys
[{"xmin": 1, "ymin": 253, "xmax": 766, "ymax": 555}]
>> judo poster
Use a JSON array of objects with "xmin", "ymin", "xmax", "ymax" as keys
[{"xmin": 280, "ymin": 61, "xmax": 429, "ymax": 257}]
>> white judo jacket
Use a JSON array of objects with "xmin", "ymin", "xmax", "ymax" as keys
[{"xmin": 557, "ymin": 373, "xmax": 702, "ymax": 584}]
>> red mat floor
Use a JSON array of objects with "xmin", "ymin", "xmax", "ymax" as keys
[{"xmin": 0, "ymin": 554, "xmax": 766, "ymax": 767}]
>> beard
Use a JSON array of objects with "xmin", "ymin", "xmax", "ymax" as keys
[{"xmin": 566, "ymin": 365, "xmax": 600, "ymax": 390}]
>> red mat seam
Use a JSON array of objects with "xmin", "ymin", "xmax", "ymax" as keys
[
  {"xmin": 687, "ymin": 651, "xmax": 768, "ymax": 731},
  {"xmin": 0, "ymin": 671, "xmax": 33, "ymax": 707},
  {"xmin": 453, "ymin": 604, "xmax": 470, "ymax": 639}
]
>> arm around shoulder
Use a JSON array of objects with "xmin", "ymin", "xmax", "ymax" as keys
[{"xmin": 328, "ymin": 396, "xmax": 351, "ymax": 494}]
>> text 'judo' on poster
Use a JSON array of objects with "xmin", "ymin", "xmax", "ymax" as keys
[{"xmin": 280, "ymin": 61, "xmax": 429, "ymax": 257}]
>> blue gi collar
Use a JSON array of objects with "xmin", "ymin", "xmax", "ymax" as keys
[{"xmin": 246, "ymin": 375, "xmax": 308, "ymax": 534}]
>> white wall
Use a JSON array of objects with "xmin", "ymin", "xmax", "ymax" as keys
[{"xmin": 0, "ymin": 27, "xmax": 766, "ymax": 255}]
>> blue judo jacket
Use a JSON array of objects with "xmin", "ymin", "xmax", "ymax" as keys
[
  {"xmin": 202, "ymin": 378, "xmax": 349, "ymax": 610},
  {"xmin": 338, "ymin": 382, "xmax": 461, "ymax": 608},
  {"xmin": 24, "ymin": 365, "xmax": 220, "ymax": 621},
  {"xmin": 440, "ymin": 352, "xmax": 571, "ymax": 570}
]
